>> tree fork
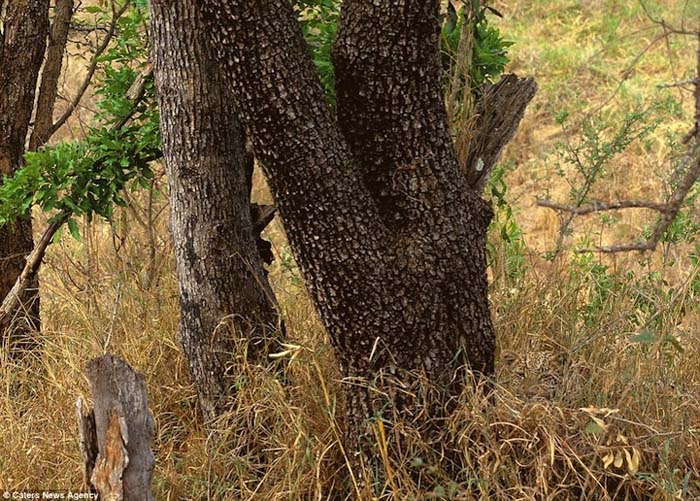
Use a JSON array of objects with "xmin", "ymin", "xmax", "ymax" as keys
[{"xmin": 198, "ymin": 0, "xmax": 534, "ymax": 486}]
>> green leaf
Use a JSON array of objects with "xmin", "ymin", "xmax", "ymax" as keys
[
  {"xmin": 52, "ymin": 226, "xmax": 63, "ymax": 245},
  {"xmin": 584, "ymin": 420, "xmax": 605, "ymax": 435},
  {"xmin": 629, "ymin": 329, "xmax": 656, "ymax": 344},
  {"xmin": 67, "ymin": 218, "xmax": 81, "ymax": 242}
]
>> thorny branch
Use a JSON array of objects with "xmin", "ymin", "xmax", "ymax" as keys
[
  {"xmin": 539, "ymin": 141, "xmax": 700, "ymax": 255},
  {"xmin": 538, "ymin": 4, "xmax": 700, "ymax": 255}
]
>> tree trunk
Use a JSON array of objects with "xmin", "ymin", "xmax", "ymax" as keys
[
  {"xmin": 201, "ymin": 0, "xmax": 496, "ymax": 444},
  {"xmin": 0, "ymin": 0, "xmax": 50, "ymax": 345},
  {"xmin": 150, "ymin": 0, "xmax": 282, "ymax": 421},
  {"xmin": 28, "ymin": 0, "xmax": 74, "ymax": 151}
]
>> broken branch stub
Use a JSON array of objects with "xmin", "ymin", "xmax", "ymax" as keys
[{"xmin": 465, "ymin": 74, "xmax": 538, "ymax": 193}]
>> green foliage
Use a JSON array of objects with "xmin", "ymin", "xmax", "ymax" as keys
[
  {"xmin": 487, "ymin": 161, "xmax": 526, "ymax": 282},
  {"xmin": 544, "ymin": 109, "xmax": 660, "ymax": 259},
  {"xmin": 0, "ymin": 1, "xmax": 159, "ymax": 239},
  {"xmin": 556, "ymin": 110, "xmax": 659, "ymax": 205},
  {"xmin": 469, "ymin": 4, "xmax": 512, "ymax": 89},
  {"xmin": 569, "ymin": 247, "xmax": 616, "ymax": 326},
  {"xmin": 442, "ymin": 0, "xmax": 513, "ymax": 93},
  {"xmin": 294, "ymin": 0, "xmax": 512, "ymax": 106},
  {"xmin": 294, "ymin": 0, "xmax": 340, "ymax": 106}
]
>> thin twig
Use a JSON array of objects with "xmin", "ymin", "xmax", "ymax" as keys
[
  {"xmin": 47, "ymin": 0, "xmax": 130, "ymax": 138},
  {"xmin": 657, "ymin": 78, "xmax": 699, "ymax": 89}
]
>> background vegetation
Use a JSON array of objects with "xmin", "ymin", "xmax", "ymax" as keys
[{"xmin": 1, "ymin": 0, "xmax": 699, "ymax": 498}]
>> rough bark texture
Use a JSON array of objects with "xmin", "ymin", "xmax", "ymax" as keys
[
  {"xmin": 81, "ymin": 355, "xmax": 155, "ymax": 501},
  {"xmin": 192, "ymin": 1, "xmax": 535, "ymax": 488},
  {"xmin": 332, "ymin": 0, "xmax": 496, "ymax": 378},
  {"xmin": 0, "ymin": 0, "xmax": 50, "ymax": 344},
  {"xmin": 150, "ymin": 0, "xmax": 282, "ymax": 420},
  {"xmin": 201, "ymin": 0, "xmax": 496, "ymax": 436},
  {"xmin": 464, "ymin": 74, "xmax": 538, "ymax": 191},
  {"xmin": 28, "ymin": 0, "xmax": 73, "ymax": 151}
]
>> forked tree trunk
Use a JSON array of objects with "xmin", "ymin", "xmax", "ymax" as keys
[
  {"xmin": 193, "ymin": 0, "xmax": 534, "ymax": 487},
  {"xmin": 150, "ymin": 0, "xmax": 282, "ymax": 420},
  {"xmin": 0, "ymin": 0, "xmax": 50, "ymax": 345},
  {"xmin": 200, "ymin": 0, "xmax": 494, "ymax": 430}
]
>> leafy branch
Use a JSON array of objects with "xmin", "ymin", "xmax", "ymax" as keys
[{"xmin": 0, "ymin": 2, "xmax": 158, "ymax": 327}]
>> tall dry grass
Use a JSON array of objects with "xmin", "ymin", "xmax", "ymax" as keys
[{"xmin": 1, "ymin": 0, "xmax": 699, "ymax": 499}]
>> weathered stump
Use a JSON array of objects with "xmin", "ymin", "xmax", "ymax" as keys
[{"xmin": 76, "ymin": 354, "xmax": 155, "ymax": 500}]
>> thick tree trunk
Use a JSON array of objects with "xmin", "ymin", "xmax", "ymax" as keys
[
  {"xmin": 201, "ymin": 0, "xmax": 495, "ymax": 448},
  {"xmin": 0, "ymin": 0, "xmax": 50, "ymax": 345},
  {"xmin": 332, "ymin": 0, "xmax": 496, "ymax": 382},
  {"xmin": 150, "ymin": 0, "xmax": 282, "ymax": 420}
]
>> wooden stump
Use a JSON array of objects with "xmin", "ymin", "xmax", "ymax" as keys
[{"xmin": 77, "ymin": 354, "xmax": 155, "ymax": 500}]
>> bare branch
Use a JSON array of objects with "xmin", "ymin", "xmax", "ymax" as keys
[
  {"xmin": 639, "ymin": 0, "xmax": 700, "ymax": 36},
  {"xmin": 46, "ymin": 0, "xmax": 130, "ymax": 138},
  {"xmin": 576, "ymin": 146, "xmax": 700, "ymax": 254},
  {"xmin": 577, "ymin": 241, "xmax": 656, "ymax": 254},
  {"xmin": 29, "ymin": 0, "xmax": 74, "ymax": 150},
  {"xmin": 0, "ymin": 212, "xmax": 69, "ymax": 331},
  {"xmin": 657, "ymin": 78, "xmax": 699, "ymax": 89},
  {"xmin": 536, "ymin": 198, "xmax": 672, "ymax": 215}
]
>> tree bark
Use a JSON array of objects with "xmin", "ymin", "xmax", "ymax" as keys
[
  {"xmin": 332, "ymin": 0, "xmax": 496, "ymax": 381},
  {"xmin": 195, "ymin": 1, "xmax": 536, "ymax": 488},
  {"xmin": 150, "ymin": 0, "xmax": 282, "ymax": 420},
  {"xmin": 78, "ymin": 354, "xmax": 155, "ymax": 501},
  {"xmin": 28, "ymin": 0, "xmax": 74, "ymax": 151},
  {"xmin": 201, "ymin": 0, "xmax": 495, "ymax": 435},
  {"xmin": 0, "ymin": 0, "xmax": 50, "ymax": 345}
]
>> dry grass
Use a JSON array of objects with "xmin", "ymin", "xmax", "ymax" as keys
[{"xmin": 2, "ymin": 0, "xmax": 700, "ymax": 498}]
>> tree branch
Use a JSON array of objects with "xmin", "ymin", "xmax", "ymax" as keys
[
  {"xmin": 29, "ymin": 0, "xmax": 74, "ymax": 150},
  {"xmin": 200, "ymin": 0, "xmax": 388, "ymax": 248},
  {"xmin": 0, "ymin": 64, "xmax": 153, "ymax": 331},
  {"xmin": 465, "ymin": 74, "xmax": 538, "ymax": 192},
  {"xmin": 536, "ymin": 198, "xmax": 672, "ymax": 215},
  {"xmin": 658, "ymin": 78, "xmax": 700, "ymax": 89},
  {"xmin": 0, "ymin": 212, "xmax": 69, "ymax": 332},
  {"xmin": 46, "ymin": 0, "xmax": 130, "ymax": 138},
  {"xmin": 542, "ymin": 145, "xmax": 700, "ymax": 254}
]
